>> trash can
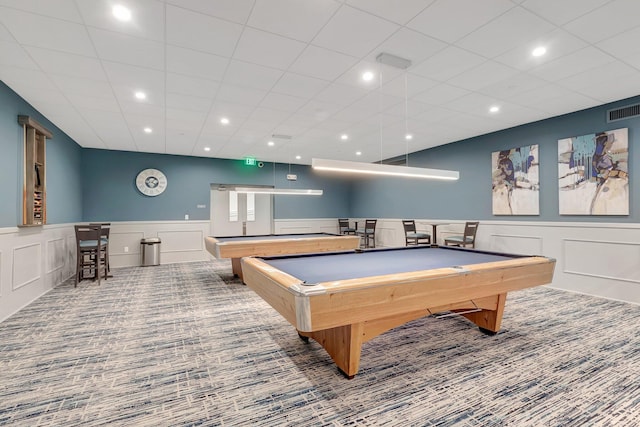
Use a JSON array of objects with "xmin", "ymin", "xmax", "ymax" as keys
[{"xmin": 141, "ymin": 237, "xmax": 161, "ymax": 266}]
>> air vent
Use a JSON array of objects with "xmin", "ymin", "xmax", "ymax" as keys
[{"xmin": 607, "ymin": 103, "xmax": 640, "ymax": 122}]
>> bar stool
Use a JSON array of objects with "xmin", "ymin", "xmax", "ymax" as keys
[{"xmin": 74, "ymin": 225, "xmax": 108, "ymax": 287}]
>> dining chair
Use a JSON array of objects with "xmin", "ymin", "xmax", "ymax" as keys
[
  {"xmin": 402, "ymin": 220, "xmax": 431, "ymax": 246},
  {"xmin": 90, "ymin": 222, "xmax": 111, "ymax": 274},
  {"xmin": 356, "ymin": 219, "xmax": 377, "ymax": 248},
  {"xmin": 444, "ymin": 221, "xmax": 479, "ymax": 248},
  {"xmin": 74, "ymin": 225, "xmax": 108, "ymax": 287},
  {"xmin": 338, "ymin": 218, "xmax": 356, "ymax": 235}
]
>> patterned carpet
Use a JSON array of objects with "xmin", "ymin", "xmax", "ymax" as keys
[{"xmin": 0, "ymin": 260, "xmax": 639, "ymax": 426}]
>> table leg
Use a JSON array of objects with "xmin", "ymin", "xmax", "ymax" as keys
[
  {"xmin": 431, "ymin": 224, "xmax": 438, "ymax": 246},
  {"xmin": 298, "ymin": 323, "xmax": 364, "ymax": 379},
  {"xmin": 458, "ymin": 293, "xmax": 507, "ymax": 333},
  {"xmin": 231, "ymin": 258, "xmax": 244, "ymax": 281}
]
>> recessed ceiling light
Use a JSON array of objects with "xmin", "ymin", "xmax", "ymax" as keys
[
  {"xmin": 356, "ymin": 151, "xmax": 362, "ymax": 156},
  {"xmin": 112, "ymin": 5, "xmax": 132, "ymax": 22},
  {"xmin": 220, "ymin": 117, "xmax": 229, "ymax": 125},
  {"xmin": 204, "ymin": 147, "xmax": 211, "ymax": 152},
  {"xmin": 267, "ymin": 141, "xmax": 274, "ymax": 146},
  {"xmin": 489, "ymin": 106, "xmax": 500, "ymax": 113},
  {"xmin": 143, "ymin": 127, "xmax": 152, "ymax": 133},
  {"xmin": 405, "ymin": 134, "xmax": 413, "ymax": 140},
  {"xmin": 295, "ymin": 155, "xmax": 301, "ymax": 160},
  {"xmin": 532, "ymin": 46, "xmax": 547, "ymax": 57},
  {"xmin": 362, "ymin": 71, "xmax": 374, "ymax": 82},
  {"xmin": 134, "ymin": 91, "xmax": 146, "ymax": 100},
  {"xmin": 340, "ymin": 134, "xmax": 348, "ymax": 140}
]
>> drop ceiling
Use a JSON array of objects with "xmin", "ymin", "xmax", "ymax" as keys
[{"xmin": 1, "ymin": 0, "xmax": 640, "ymax": 165}]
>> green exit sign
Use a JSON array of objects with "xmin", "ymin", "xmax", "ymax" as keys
[{"xmin": 244, "ymin": 157, "xmax": 257, "ymax": 166}]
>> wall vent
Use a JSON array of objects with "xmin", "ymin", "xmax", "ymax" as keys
[{"xmin": 607, "ymin": 103, "xmax": 640, "ymax": 122}]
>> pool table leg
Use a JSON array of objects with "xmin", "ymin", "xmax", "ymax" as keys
[
  {"xmin": 231, "ymin": 258, "xmax": 244, "ymax": 281},
  {"xmin": 459, "ymin": 293, "xmax": 507, "ymax": 334},
  {"xmin": 297, "ymin": 323, "xmax": 364, "ymax": 379}
]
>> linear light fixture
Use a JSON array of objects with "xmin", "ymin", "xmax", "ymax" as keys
[
  {"xmin": 234, "ymin": 187, "xmax": 323, "ymax": 196},
  {"xmin": 311, "ymin": 158, "xmax": 459, "ymax": 181}
]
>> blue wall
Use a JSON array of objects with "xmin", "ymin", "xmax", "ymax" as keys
[
  {"xmin": 0, "ymin": 82, "xmax": 82, "ymax": 227},
  {"xmin": 81, "ymin": 149, "xmax": 353, "ymax": 221},
  {"xmin": 351, "ymin": 95, "xmax": 640, "ymax": 222}
]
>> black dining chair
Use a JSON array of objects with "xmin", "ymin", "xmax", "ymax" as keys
[
  {"xmin": 402, "ymin": 220, "xmax": 431, "ymax": 246},
  {"xmin": 444, "ymin": 221, "xmax": 479, "ymax": 248},
  {"xmin": 90, "ymin": 222, "xmax": 111, "ymax": 274},
  {"xmin": 356, "ymin": 219, "xmax": 377, "ymax": 248},
  {"xmin": 74, "ymin": 224, "xmax": 108, "ymax": 287},
  {"xmin": 338, "ymin": 218, "xmax": 356, "ymax": 235}
]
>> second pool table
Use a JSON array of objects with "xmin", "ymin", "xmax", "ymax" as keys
[
  {"xmin": 241, "ymin": 246, "xmax": 556, "ymax": 378},
  {"xmin": 205, "ymin": 233, "xmax": 360, "ymax": 279}
]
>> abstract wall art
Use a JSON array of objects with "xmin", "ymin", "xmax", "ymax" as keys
[
  {"xmin": 492, "ymin": 144, "xmax": 539, "ymax": 215},
  {"xmin": 558, "ymin": 128, "xmax": 629, "ymax": 215}
]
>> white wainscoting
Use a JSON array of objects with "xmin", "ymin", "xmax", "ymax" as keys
[
  {"xmin": 0, "ymin": 220, "xmax": 212, "ymax": 323},
  {"xmin": 2, "ymin": 218, "xmax": 639, "ymax": 323}
]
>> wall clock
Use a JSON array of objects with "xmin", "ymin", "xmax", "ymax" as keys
[{"xmin": 136, "ymin": 168, "xmax": 167, "ymax": 196}]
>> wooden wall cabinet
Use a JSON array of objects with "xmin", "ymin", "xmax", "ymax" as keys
[{"xmin": 19, "ymin": 115, "xmax": 52, "ymax": 226}]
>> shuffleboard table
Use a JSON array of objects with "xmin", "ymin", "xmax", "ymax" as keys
[
  {"xmin": 241, "ymin": 245, "xmax": 556, "ymax": 378},
  {"xmin": 205, "ymin": 233, "xmax": 360, "ymax": 279}
]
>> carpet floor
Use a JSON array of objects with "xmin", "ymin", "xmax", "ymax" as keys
[{"xmin": 0, "ymin": 260, "xmax": 638, "ymax": 426}]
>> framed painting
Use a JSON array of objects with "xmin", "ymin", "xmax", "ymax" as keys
[
  {"xmin": 492, "ymin": 144, "xmax": 539, "ymax": 215},
  {"xmin": 558, "ymin": 128, "xmax": 629, "ymax": 215}
]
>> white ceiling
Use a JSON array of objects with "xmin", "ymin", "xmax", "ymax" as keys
[{"xmin": 2, "ymin": 0, "xmax": 640, "ymax": 165}]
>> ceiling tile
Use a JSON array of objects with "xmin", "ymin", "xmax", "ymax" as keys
[
  {"xmin": 314, "ymin": 83, "xmax": 368, "ymax": 106},
  {"xmin": 166, "ymin": 93, "xmax": 212, "ymax": 112},
  {"xmin": 407, "ymin": 0, "xmax": 514, "ymax": 43},
  {"xmin": 223, "ymin": 60, "xmax": 284, "ymax": 91},
  {"xmin": 0, "ymin": 41, "xmax": 39, "ymax": 69},
  {"xmin": 380, "ymin": 73, "xmax": 438, "ymax": 98},
  {"xmin": 530, "ymin": 47, "xmax": 616, "ymax": 82},
  {"xmin": 411, "ymin": 46, "xmax": 486, "ymax": 82},
  {"xmin": 346, "ymin": 0, "xmax": 434, "ymax": 25},
  {"xmin": 233, "ymin": 27, "xmax": 307, "ymax": 70},
  {"xmin": 102, "ymin": 62, "xmax": 165, "ymax": 96},
  {"xmin": 248, "ymin": 0, "xmax": 341, "ymax": 42},
  {"xmin": 0, "ymin": 0, "xmax": 83, "ymax": 22},
  {"xmin": 312, "ymin": 5, "xmax": 399, "ymax": 57},
  {"xmin": 166, "ymin": 73, "xmax": 220, "ymax": 98},
  {"xmin": 166, "ymin": 46, "xmax": 229, "ymax": 81},
  {"xmin": 25, "ymin": 47, "xmax": 106, "ymax": 81},
  {"xmin": 289, "ymin": 45, "xmax": 359, "ymax": 81},
  {"xmin": 166, "ymin": 4, "xmax": 243, "ymax": 57},
  {"xmin": 521, "ymin": 0, "xmax": 610, "ymax": 25},
  {"xmin": 478, "ymin": 72, "xmax": 549, "ymax": 99},
  {"xmin": 412, "ymin": 83, "xmax": 470, "ymax": 105},
  {"xmin": 564, "ymin": 0, "xmax": 640, "ymax": 44},
  {"xmin": 447, "ymin": 61, "xmax": 519, "ymax": 91},
  {"xmin": 259, "ymin": 92, "xmax": 309, "ymax": 113},
  {"xmin": 494, "ymin": 29, "xmax": 588, "ymax": 71},
  {"xmin": 456, "ymin": 7, "xmax": 555, "ymax": 58},
  {"xmin": 66, "ymin": 92, "xmax": 120, "ymax": 112},
  {"xmin": 164, "ymin": 0, "xmax": 255, "ymax": 24},
  {"xmin": 271, "ymin": 72, "xmax": 329, "ymax": 98},
  {"xmin": 88, "ymin": 28, "xmax": 164, "ymax": 70},
  {"xmin": 216, "ymin": 84, "xmax": 268, "ymax": 107},
  {"xmin": 49, "ymin": 74, "xmax": 113, "ymax": 98},
  {"xmin": 596, "ymin": 25, "xmax": 640, "ymax": 59},
  {"xmin": 0, "ymin": 7, "xmax": 95, "ymax": 56},
  {"xmin": 372, "ymin": 28, "xmax": 447, "ymax": 66},
  {"xmin": 76, "ymin": 0, "xmax": 165, "ymax": 42}
]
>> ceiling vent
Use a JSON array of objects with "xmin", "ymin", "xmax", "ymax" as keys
[{"xmin": 607, "ymin": 103, "xmax": 640, "ymax": 122}]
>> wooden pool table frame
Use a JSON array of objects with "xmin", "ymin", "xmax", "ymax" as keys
[
  {"xmin": 241, "ymin": 248, "xmax": 555, "ymax": 378},
  {"xmin": 205, "ymin": 233, "xmax": 360, "ymax": 279}
]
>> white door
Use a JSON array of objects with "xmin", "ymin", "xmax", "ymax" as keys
[{"xmin": 210, "ymin": 186, "xmax": 272, "ymax": 236}]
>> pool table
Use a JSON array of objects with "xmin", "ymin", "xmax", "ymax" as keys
[
  {"xmin": 241, "ymin": 246, "xmax": 556, "ymax": 378},
  {"xmin": 205, "ymin": 233, "xmax": 360, "ymax": 279}
]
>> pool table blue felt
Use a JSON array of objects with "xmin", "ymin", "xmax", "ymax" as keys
[
  {"xmin": 213, "ymin": 232, "xmax": 341, "ymax": 242},
  {"xmin": 260, "ymin": 246, "xmax": 525, "ymax": 285}
]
